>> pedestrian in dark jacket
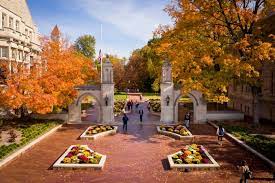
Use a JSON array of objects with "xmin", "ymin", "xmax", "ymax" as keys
[
  {"xmin": 122, "ymin": 113, "xmax": 129, "ymax": 131},
  {"xmin": 139, "ymin": 109, "xmax": 144, "ymax": 122}
]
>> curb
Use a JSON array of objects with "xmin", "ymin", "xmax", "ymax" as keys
[
  {"xmin": 207, "ymin": 121, "xmax": 275, "ymax": 170},
  {"xmin": 0, "ymin": 124, "xmax": 63, "ymax": 169}
]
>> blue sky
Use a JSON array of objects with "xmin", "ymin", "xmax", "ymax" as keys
[{"xmin": 28, "ymin": 0, "xmax": 172, "ymax": 58}]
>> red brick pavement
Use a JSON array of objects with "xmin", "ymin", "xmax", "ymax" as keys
[{"xmin": 0, "ymin": 101, "xmax": 273, "ymax": 183}]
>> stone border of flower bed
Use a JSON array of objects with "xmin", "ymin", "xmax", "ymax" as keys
[
  {"xmin": 207, "ymin": 121, "xmax": 275, "ymax": 169},
  {"xmin": 80, "ymin": 126, "xmax": 118, "ymax": 140},
  {"xmin": 0, "ymin": 124, "xmax": 62, "ymax": 169},
  {"xmin": 157, "ymin": 126, "xmax": 193, "ymax": 140},
  {"xmin": 53, "ymin": 145, "xmax": 106, "ymax": 170},
  {"xmin": 167, "ymin": 145, "xmax": 220, "ymax": 170}
]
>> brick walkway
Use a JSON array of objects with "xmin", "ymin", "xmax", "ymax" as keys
[{"xmin": 0, "ymin": 101, "xmax": 273, "ymax": 182}]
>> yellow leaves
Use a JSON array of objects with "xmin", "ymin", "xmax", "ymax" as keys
[
  {"xmin": 254, "ymin": 42, "xmax": 274, "ymax": 61},
  {"xmin": 201, "ymin": 56, "xmax": 213, "ymax": 66}
]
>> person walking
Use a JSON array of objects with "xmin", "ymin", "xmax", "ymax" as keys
[
  {"xmin": 127, "ymin": 101, "xmax": 131, "ymax": 111},
  {"xmin": 216, "ymin": 125, "xmax": 225, "ymax": 145},
  {"xmin": 238, "ymin": 160, "xmax": 252, "ymax": 183},
  {"xmin": 184, "ymin": 112, "xmax": 191, "ymax": 128},
  {"xmin": 122, "ymin": 113, "xmax": 129, "ymax": 131},
  {"xmin": 139, "ymin": 94, "xmax": 142, "ymax": 101},
  {"xmin": 147, "ymin": 102, "xmax": 151, "ymax": 112},
  {"xmin": 139, "ymin": 109, "xmax": 144, "ymax": 122}
]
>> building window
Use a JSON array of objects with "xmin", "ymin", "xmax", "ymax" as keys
[
  {"xmin": 9, "ymin": 17, "xmax": 13, "ymax": 29},
  {"xmin": 16, "ymin": 20, "xmax": 19, "ymax": 31},
  {"xmin": 12, "ymin": 49, "xmax": 16, "ymax": 59},
  {"xmin": 245, "ymin": 85, "xmax": 250, "ymax": 92},
  {"xmin": 18, "ymin": 50, "xmax": 23, "ymax": 60},
  {"xmin": 2, "ymin": 13, "xmax": 7, "ymax": 27},
  {"xmin": 0, "ymin": 47, "xmax": 8, "ymax": 58},
  {"xmin": 25, "ymin": 28, "xmax": 28, "ymax": 37},
  {"xmin": 29, "ymin": 31, "xmax": 32, "ymax": 40}
]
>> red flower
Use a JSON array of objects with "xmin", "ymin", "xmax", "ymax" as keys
[
  {"xmin": 79, "ymin": 155, "xmax": 89, "ymax": 163},
  {"xmin": 66, "ymin": 152, "xmax": 73, "ymax": 158},
  {"xmin": 202, "ymin": 158, "xmax": 209, "ymax": 164}
]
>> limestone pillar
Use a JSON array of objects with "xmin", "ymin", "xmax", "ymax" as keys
[
  {"xmin": 68, "ymin": 103, "xmax": 81, "ymax": 122},
  {"xmin": 101, "ymin": 59, "xmax": 114, "ymax": 123},
  {"xmin": 160, "ymin": 60, "xmax": 174, "ymax": 123}
]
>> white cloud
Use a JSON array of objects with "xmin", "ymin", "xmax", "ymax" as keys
[{"xmin": 69, "ymin": 0, "xmax": 171, "ymax": 41}]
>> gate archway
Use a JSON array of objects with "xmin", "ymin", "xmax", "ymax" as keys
[
  {"xmin": 68, "ymin": 59, "xmax": 114, "ymax": 123},
  {"xmin": 160, "ymin": 60, "xmax": 207, "ymax": 123}
]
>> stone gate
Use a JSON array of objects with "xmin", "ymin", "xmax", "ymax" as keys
[
  {"xmin": 160, "ymin": 60, "xmax": 207, "ymax": 123},
  {"xmin": 68, "ymin": 59, "xmax": 114, "ymax": 123}
]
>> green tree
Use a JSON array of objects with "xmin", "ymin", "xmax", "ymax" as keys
[{"xmin": 74, "ymin": 35, "xmax": 96, "ymax": 59}]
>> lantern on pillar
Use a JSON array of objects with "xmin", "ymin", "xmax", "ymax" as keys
[
  {"xmin": 166, "ymin": 95, "xmax": 170, "ymax": 106},
  {"xmin": 105, "ymin": 95, "xmax": 109, "ymax": 106}
]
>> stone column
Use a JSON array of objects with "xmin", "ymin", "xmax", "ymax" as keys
[
  {"xmin": 160, "ymin": 60, "xmax": 174, "ymax": 123},
  {"xmin": 68, "ymin": 103, "xmax": 81, "ymax": 123},
  {"xmin": 101, "ymin": 59, "xmax": 114, "ymax": 123}
]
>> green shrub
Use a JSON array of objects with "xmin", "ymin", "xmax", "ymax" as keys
[{"xmin": 222, "ymin": 124, "xmax": 275, "ymax": 162}]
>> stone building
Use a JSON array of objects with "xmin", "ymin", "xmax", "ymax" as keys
[
  {"xmin": 0, "ymin": 0, "xmax": 40, "ymax": 74},
  {"xmin": 228, "ymin": 14, "xmax": 275, "ymax": 123}
]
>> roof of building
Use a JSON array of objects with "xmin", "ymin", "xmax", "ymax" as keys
[{"xmin": 0, "ymin": 0, "xmax": 35, "ymax": 27}]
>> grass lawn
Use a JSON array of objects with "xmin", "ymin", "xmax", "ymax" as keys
[
  {"xmin": 114, "ymin": 92, "xmax": 128, "ymax": 101},
  {"xmin": 0, "ymin": 119, "xmax": 62, "ymax": 160},
  {"xmin": 143, "ymin": 93, "xmax": 160, "ymax": 100}
]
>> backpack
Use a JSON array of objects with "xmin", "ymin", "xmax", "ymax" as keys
[
  {"xmin": 218, "ymin": 128, "xmax": 225, "ymax": 136},
  {"xmin": 244, "ymin": 166, "xmax": 252, "ymax": 179}
]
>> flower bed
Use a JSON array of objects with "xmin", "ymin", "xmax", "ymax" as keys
[
  {"xmin": 167, "ymin": 144, "xmax": 219, "ymax": 170},
  {"xmin": 80, "ymin": 125, "xmax": 118, "ymax": 140},
  {"xmin": 149, "ymin": 99, "xmax": 161, "ymax": 112},
  {"xmin": 157, "ymin": 125, "xmax": 193, "ymax": 139},
  {"xmin": 114, "ymin": 100, "xmax": 126, "ymax": 115},
  {"xmin": 53, "ymin": 145, "xmax": 106, "ymax": 170}
]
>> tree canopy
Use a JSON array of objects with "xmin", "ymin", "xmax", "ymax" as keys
[
  {"xmin": 155, "ymin": 0, "xmax": 274, "ymax": 102},
  {"xmin": 0, "ymin": 28, "xmax": 97, "ymax": 115},
  {"xmin": 74, "ymin": 35, "xmax": 96, "ymax": 59}
]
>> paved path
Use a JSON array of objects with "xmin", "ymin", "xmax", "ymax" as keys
[{"xmin": 0, "ymin": 99, "xmax": 273, "ymax": 182}]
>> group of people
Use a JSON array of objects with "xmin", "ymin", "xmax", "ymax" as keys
[{"xmin": 122, "ymin": 100, "xmax": 145, "ymax": 132}]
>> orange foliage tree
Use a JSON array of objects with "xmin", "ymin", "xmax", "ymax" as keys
[
  {"xmin": 155, "ymin": 0, "xmax": 274, "ymax": 102},
  {"xmin": 0, "ymin": 28, "xmax": 97, "ymax": 116}
]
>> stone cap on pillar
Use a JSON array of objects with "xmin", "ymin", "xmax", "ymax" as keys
[{"xmin": 162, "ymin": 59, "xmax": 172, "ymax": 83}]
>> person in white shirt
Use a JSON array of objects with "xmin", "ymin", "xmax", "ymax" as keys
[{"xmin": 216, "ymin": 125, "xmax": 225, "ymax": 145}]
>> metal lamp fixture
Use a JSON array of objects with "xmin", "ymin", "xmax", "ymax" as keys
[
  {"xmin": 105, "ymin": 95, "xmax": 109, "ymax": 106},
  {"xmin": 166, "ymin": 95, "xmax": 170, "ymax": 106}
]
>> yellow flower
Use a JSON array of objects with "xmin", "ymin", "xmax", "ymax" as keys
[{"xmin": 63, "ymin": 157, "xmax": 71, "ymax": 164}]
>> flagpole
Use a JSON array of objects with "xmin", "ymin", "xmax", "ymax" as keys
[{"xmin": 100, "ymin": 24, "xmax": 103, "ymax": 83}]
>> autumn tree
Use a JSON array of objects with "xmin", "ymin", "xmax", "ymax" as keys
[
  {"xmin": 153, "ymin": 0, "xmax": 275, "ymax": 124},
  {"xmin": 0, "ymin": 27, "xmax": 97, "ymax": 118},
  {"xmin": 105, "ymin": 55, "xmax": 127, "ymax": 91},
  {"xmin": 74, "ymin": 35, "xmax": 96, "ymax": 59},
  {"xmin": 125, "ymin": 38, "xmax": 163, "ymax": 92},
  {"xmin": 155, "ymin": 0, "xmax": 274, "ymax": 103}
]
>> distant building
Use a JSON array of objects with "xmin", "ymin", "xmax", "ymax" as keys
[
  {"xmin": 0, "ymin": 0, "xmax": 41, "ymax": 74},
  {"xmin": 228, "ymin": 14, "xmax": 275, "ymax": 123}
]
